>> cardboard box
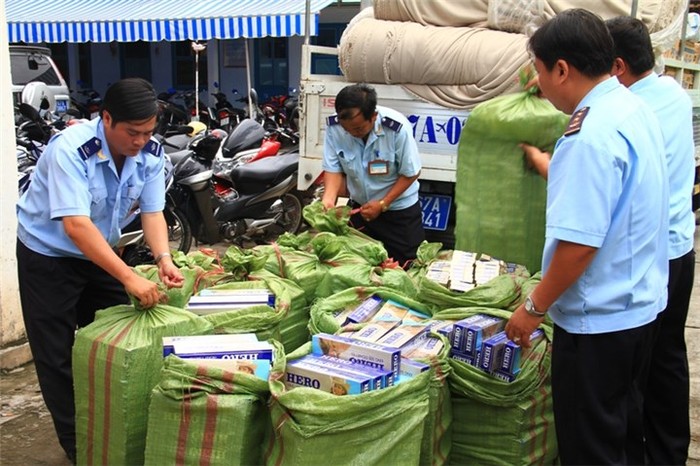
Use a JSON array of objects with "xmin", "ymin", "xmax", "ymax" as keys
[{"xmin": 311, "ymin": 333, "xmax": 401, "ymax": 379}]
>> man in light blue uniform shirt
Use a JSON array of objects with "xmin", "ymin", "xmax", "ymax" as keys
[
  {"xmin": 607, "ymin": 16, "xmax": 696, "ymax": 465},
  {"xmin": 16, "ymin": 78, "xmax": 183, "ymax": 464},
  {"xmin": 322, "ymin": 83, "xmax": 424, "ymax": 266},
  {"xmin": 505, "ymin": 10, "xmax": 669, "ymax": 464}
]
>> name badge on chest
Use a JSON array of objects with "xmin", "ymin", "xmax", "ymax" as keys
[{"xmin": 368, "ymin": 160, "xmax": 389, "ymax": 175}]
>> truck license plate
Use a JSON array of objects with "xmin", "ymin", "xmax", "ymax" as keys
[
  {"xmin": 56, "ymin": 99, "xmax": 68, "ymax": 113},
  {"xmin": 419, "ymin": 193, "xmax": 451, "ymax": 231}
]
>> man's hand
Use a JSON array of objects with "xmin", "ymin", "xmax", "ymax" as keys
[
  {"xmin": 124, "ymin": 274, "xmax": 165, "ymax": 309},
  {"xmin": 519, "ymin": 143, "xmax": 551, "ymax": 180},
  {"xmin": 359, "ymin": 199, "xmax": 383, "ymax": 221},
  {"xmin": 504, "ymin": 304, "xmax": 543, "ymax": 348},
  {"xmin": 158, "ymin": 257, "xmax": 184, "ymax": 288}
]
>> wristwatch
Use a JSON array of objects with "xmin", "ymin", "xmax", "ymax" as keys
[{"xmin": 524, "ymin": 295, "xmax": 547, "ymax": 317}]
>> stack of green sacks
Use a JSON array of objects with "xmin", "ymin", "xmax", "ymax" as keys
[{"xmin": 73, "ymin": 304, "xmax": 212, "ymax": 466}]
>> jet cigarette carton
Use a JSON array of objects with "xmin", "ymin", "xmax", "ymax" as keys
[
  {"xmin": 351, "ymin": 320, "xmax": 400, "ymax": 343},
  {"xmin": 332, "ymin": 307, "xmax": 355, "ymax": 325},
  {"xmin": 303, "ymin": 354, "xmax": 392, "ymax": 389},
  {"xmin": 371, "ymin": 300, "xmax": 410, "ymax": 322},
  {"xmin": 479, "ymin": 331, "xmax": 509, "ymax": 372},
  {"xmin": 376, "ymin": 324, "xmax": 429, "ymax": 349},
  {"xmin": 401, "ymin": 309, "xmax": 431, "ymax": 325},
  {"xmin": 162, "ymin": 334, "xmax": 258, "ymax": 357},
  {"xmin": 344, "ymin": 295, "xmax": 384, "ymax": 325},
  {"xmin": 186, "ymin": 290, "xmax": 276, "ymax": 315},
  {"xmin": 311, "ymin": 333, "xmax": 401, "ymax": 379},
  {"xmin": 285, "ymin": 358, "xmax": 373, "ymax": 395},
  {"xmin": 395, "ymin": 358, "xmax": 431, "ymax": 384},
  {"xmin": 426, "ymin": 260, "xmax": 451, "ymax": 286},
  {"xmin": 500, "ymin": 329, "xmax": 546, "ymax": 375},
  {"xmin": 463, "ymin": 315, "xmax": 506, "ymax": 356},
  {"xmin": 450, "ymin": 314, "xmax": 489, "ymax": 352},
  {"xmin": 182, "ymin": 357, "xmax": 271, "ymax": 380}
]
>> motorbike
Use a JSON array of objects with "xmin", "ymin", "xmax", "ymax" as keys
[
  {"xmin": 167, "ymin": 133, "xmax": 311, "ymax": 245},
  {"xmin": 71, "ymin": 88, "xmax": 102, "ymax": 120}
]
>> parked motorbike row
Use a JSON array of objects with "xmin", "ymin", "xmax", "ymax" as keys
[{"xmin": 15, "ymin": 86, "xmax": 311, "ymax": 268}]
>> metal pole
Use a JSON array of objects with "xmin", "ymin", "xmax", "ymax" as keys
[
  {"xmin": 194, "ymin": 48, "xmax": 200, "ymax": 122},
  {"xmin": 304, "ymin": 0, "xmax": 311, "ymax": 45},
  {"xmin": 245, "ymin": 38, "xmax": 253, "ymax": 118},
  {"xmin": 630, "ymin": 0, "xmax": 639, "ymax": 18}
]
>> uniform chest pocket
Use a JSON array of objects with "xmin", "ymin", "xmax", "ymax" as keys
[
  {"xmin": 89, "ymin": 187, "xmax": 109, "ymax": 222},
  {"xmin": 119, "ymin": 185, "xmax": 143, "ymax": 221}
]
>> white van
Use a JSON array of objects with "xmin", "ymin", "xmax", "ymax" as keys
[{"xmin": 10, "ymin": 45, "xmax": 70, "ymax": 114}]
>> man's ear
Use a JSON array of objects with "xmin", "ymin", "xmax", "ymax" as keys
[
  {"xmin": 611, "ymin": 57, "xmax": 626, "ymax": 77},
  {"xmin": 554, "ymin": 59, "xmax": 569, "ymax": 83}
]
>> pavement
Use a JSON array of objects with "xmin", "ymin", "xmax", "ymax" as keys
[{"xmin": 1, "ymin": 231, "xmax": 700, "ymax": 465}]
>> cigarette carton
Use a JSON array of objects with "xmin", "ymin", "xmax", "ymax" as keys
[
  {"xmin": 171, "ymin": 340, "xmax": 274, "ymax": 361},
  {"xmin": 285, "ymin": 358, "xmax": 373, "ymax": 395},
  {"xmin": 182, "ymin": 357, "xmax": 271, "ymax": 380},
  {"xmin": 303, "ymin": 354, "xmax": 393, "ymax": 388},
  {"xmin": 186, "ymin": 289, "xmax": 276, "ymax": 315},
  {"xmin": 332, "ymin": 307, "xmax": 355, "ymax": 325},
  {"xmin": 426, "ymin": 260, "xmax": 451, "ymax": 285},
  {"xmin": 500, "ymin": 329, "xmax": 546, "ymax": 375},
  {"xmin": 491, "ymin": 370, "xmax": 517, "ymax": 383},
  {"xmin": 463, "ymin": 316, "xmax": 506, "ymax": 356},
  {"xmin": 450, "ymin": 314, "xmax": 489, "ymax": 352},
  {"xmin": 311, "ymin": 333, "xmax": 401, "ymax": 379},
  {"xmin": 162, "ymin": 333, "xmax": 258, "ymax": 356},
  {"xmin": 344, "ymin": 295, "xmax": 384, "ymax": 325},
  {"xmin": 479, "ymin": 331, "xmax": 509, "ymax": 372},
  {"xmin": 376, "ymin": 324, "xmax": 429, "ymax": 349},
  {"xmin": 399, "ymin": 358, "xmax": 430, "ymax": 378},
  {"xmin": 450, "ymin": 349, "xmax": 481, "ymax": 367},
  {"xmin": 371, "ymin": 300, "xmax": 410, "ymax": 322},
  {"xmin": 403, "ymin": 336, "xmax": 444, "ymax": 360},
  {"xmin": 351, "ymin": 320, "xmax": 400, "ymax": 343},
  {"xmin": 401, "ymin": 309, "xmax": 431, "ymax": 325}
]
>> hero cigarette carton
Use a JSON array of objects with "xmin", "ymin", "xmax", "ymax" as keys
[
  {"xmin": 311, "ymin": 333, "xmax": 401, "ymax": 379},
  {"xmin": 344, "ymin": 295, "xmax": 384, "ymax": 325},
  {"xmin": 371, "ymin": 300, "xmax": 410, "ymax": 322},
  {"xmin": 500, "ymin": 329, "xmax": 546, "ymax": 375},
  {"xmin": 463, "ymin": 315, "xmax": 506, "ymax": 356},
  {"xmin": 284, "ymin": 358, "xmax": 373, "ymax": 395},
  {"xmin": 403, "ymin": 336, "xmax": 444, "ymax": 360},
  {"xmin": 450, "ymin": 315, "xmax": 489, "ymax": 352},
  {"xmin": 376, "ymin": 324, "xmax": 429, "ymax": 349},
  {"xmin": 303, "ymin": 354, "xmax": 392, "ymax": 389},
  {"xmin": 170, "ymin": 340, "xmax": 274, "ymax": 362},
  {"xmin": 186, "ymin": 289, "xmax": 276, "ymax": 315},
  {"xmin": 332, "ymin": 307, "xmax": 355, "ymax": 325},
  {"xmin": 162, "ymin": 333, "xmax": 258, "ymax": 357},
  {"xmin": 450, "ymin": 348, "xmax": 482, "ymax": 367},
  {"xmin": 182, "ymin": 357, "xmax": 271, "ymax": 380},
  {"xmin": 352, "ymin": 320, "xmax": 400, "ymax": 343},
  {"xmin": 491, "ymin": 370, "xmax": 517, "ymax": 383},
  {"xmin": 479, "ymin": 331, "xmax": 509, "ymax": 372}
]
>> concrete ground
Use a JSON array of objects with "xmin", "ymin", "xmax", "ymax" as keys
[{"xmin": 2, "ymin": 233, "xmax": 700, "ymax": 465}]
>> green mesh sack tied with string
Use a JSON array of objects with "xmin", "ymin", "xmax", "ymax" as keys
[
  {"xmin": 144, "ymin": 351, "xmax": 274, "ymax": 466},
  {"xmin": 73, "ymin": 303, "xmax": 212, "ymax": 466},
  {"xmin": 431, "ymin": 306, "xmax": 557, "ymax": 465},
  {"xmin": 454, "ymin": 71, "xmax": 569, "ymax": 273}
]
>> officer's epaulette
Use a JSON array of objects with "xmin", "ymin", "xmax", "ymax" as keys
[
  {"xmin": 326, "ymin": 114, "xmax": 340, "ymax": 126},
  {"xmin": 78, "ymin": 137, "xmax": 102, "ymax": 161},
  {"xmin": 381, "ymin": 116, "xmax": 402, "ymax": 132},
  {"xmin": 143, "ymin": 139, "xmax": 161, "ymax": 157},
  {"xmin": 564, "ymin": 106, "xmax": 589, "ymax": 137}
]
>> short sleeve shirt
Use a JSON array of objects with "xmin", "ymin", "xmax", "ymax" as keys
[
  {"xmin": 322, "ymin": 105, "xmax": 421, "ymax": 210},
  {"xmin": 542, "ymin": 77, "xmax": 669, "ymax": 334},
  {"xmin": 17, "ymin": 118, "xmax": 165, "ymax": 258}
]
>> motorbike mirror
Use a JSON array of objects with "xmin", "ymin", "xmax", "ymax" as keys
[
  {"xmin": 249, "ymin": 88, "xmax": 258, "ymax": 105},
  {"xmin": 40, "ymin": 97, "xmax": 50, "ymax": 110},
  {"xmin": 213, "ymin": 81, "xmax": 220, "ymax": 88},
  {"xmin": 27, "ymin": 56, "xmax": 39, "ymax": 70}
]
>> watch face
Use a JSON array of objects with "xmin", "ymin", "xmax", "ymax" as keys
[{"xmin": 525, "ymin": 297, "xmax": 534, "ymax": 312}]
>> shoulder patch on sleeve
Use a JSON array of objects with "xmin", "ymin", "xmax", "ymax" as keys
[
  {"xmin": 381, "ymin": 116, "xmax": 402, "ymax": 132},
  {"xmin": 143, "ymin": 139, "xmax": 161, "ymax": 157},
  {"xmin": 326, "ymin": 114, "xmax": 340, "ymax": 126},
  {"xmin": 78, "ymin": 137, "xmax": 102, "ymax": 161},
  {"xmin": 564, "ymin": 107, "xmax": 589, "ymax": 137}
]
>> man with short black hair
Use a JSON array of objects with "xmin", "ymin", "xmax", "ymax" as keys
[
  {"xmin": 504, "ymin": 9, "xmax": 669, "ymax": 464},
  {"xmin": 16, "ymin": 77, "xmax": 183, "ymax": 463},
  {"xmin": 321, "ymin": 83, "xmax": 425, "ymax": 266}
]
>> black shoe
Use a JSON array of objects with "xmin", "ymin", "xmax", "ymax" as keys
[{"xmin": 65, "ymin": 450, "xmax": 76, "ymax": 465}]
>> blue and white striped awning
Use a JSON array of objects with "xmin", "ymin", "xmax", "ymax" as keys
[{"xmin": 7, "ymin": 0, "xmax": 335, "ymax": 43}]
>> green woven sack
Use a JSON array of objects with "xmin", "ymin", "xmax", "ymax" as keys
[
  {"xmin": 454, "ymin": 90, "xmax": 568, "ymax": 273},
  {"xmin": 73, "ymin": 303, "xmax": 212, "ymax": 466},
  {"xmin": 264, "ymin": 343, "xmax": 431, "ymax": 466},
  {"xmin": 432, "ymin": 307, "xmax": 557, "ymax": 465},
  {"xmin": 253, "ymin": 244, "xmax": 330, "ymax": 302},
  {"xmin": 132, "ymin": 265, "xmax": 202, "ymax": 308},
  {"xmin": 198, "ymin": 276, "xmax": 309, "ymax": 353},
  {"xmin": 144, "ymin": 354, "xmax": 272, "ymax": 466},
  {"xmin": 315, "ymin": 262, "xmax": 418, "ymax": 300}
]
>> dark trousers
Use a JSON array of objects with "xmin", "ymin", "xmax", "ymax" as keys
[
  {"xmin": 552, "ymin": 320, "xmax": 657, "ymax": 465},
  {"xmin": 349, "ymin": 201, "xmax": 425, "ymax": 267},
  {"xmin": 644, "ymin": 250, "xmax": 695, "ymax": 465},
  {"xmin": 16, "ymin": 240, "xmax": 128, "ymax": 459}
]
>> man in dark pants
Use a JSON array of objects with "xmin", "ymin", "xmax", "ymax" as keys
[
  {"xmin": 321, "ymin": 83, "xmax": 425, "ymax": 266},
  {"xmin": 16, "ymin": 78, "xmax": 184, "ymax": 463},
  {"xmin": 606, "ymin": 16, "xmax": 696, "ymax": 465},
  {"xmin": 504, "ymin": 9, "xmax": 669, "ymax": 465}
]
